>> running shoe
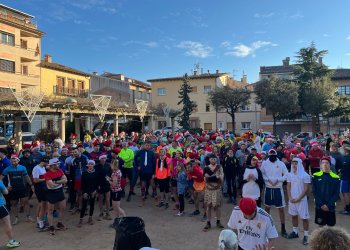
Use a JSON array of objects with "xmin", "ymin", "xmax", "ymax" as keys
[
  {"xmin": 216, "ymin": 221, "xmax": 224, "ymax": 229},
  {"xmin": 189, "ymin": 210, "xmax": 200, "ymax": 217},
  {"xmin": 287, "ymin": 231, "xmax": 299, "ymax": 239},
  {"xmin": 157, "ymin": 201, "xmax": 164, "ymax": 207},
  {"xmin": 303, "ymin": 236, "xmax": 309, "ymax": 245},
  {"xmin": 12, "ymin": 217, "xmax": 19, "ymax": 225},
  {"xmin": 49, "ymin": 226, "xmax": 55, "ymax": 235},
  {"xmin": 56, "ymin": 222, "xmax": 66, "ymax": 231},
  {"xmin": 6, "ymin": 239, "xmax": 20, "ymax": 248},
  {"xmin": 175, "ymin": 211, "xmax": 184, "ymax": 216},
  {"xmin": 164, "ymin": 203, "xmax": 169, "ymax": 209},
  {"xmin": 26, "ymin": 215, "xmax": 35, "ymax": 223},
  {"xmin": 203, "ymin": 222, "xmax": 211, "ymax": 232}
]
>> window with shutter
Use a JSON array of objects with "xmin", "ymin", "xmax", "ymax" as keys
[{"xmin": 0, "ymin": 59, "xmax": 15, "ymax": 73}]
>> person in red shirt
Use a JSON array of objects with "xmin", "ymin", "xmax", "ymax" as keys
[
  {"xmin": 187, "ymin": 159, "xmax": 205, "ymax": 217},
  {"xmin": 307, "ymin": 142, "xmax": 323, "ymax": 175},
  {"xmin": 44, "ymin": 158, "xmax": 67, "ymax": 235}
]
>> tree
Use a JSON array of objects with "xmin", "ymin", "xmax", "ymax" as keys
[
  {"xmin": 294, "ymin": 42, "xmax": 335, "ymax": 134},
  {"xmin": 255, "ymin": 76, "xmax": 299, "ymax": 135},
  {"xmin": 177, "ymin": 74, "xmax": 197, "ymax": 130},
  {"xmin": 208, "ymin": 85, "xmax": 250, "ymax": 133}
]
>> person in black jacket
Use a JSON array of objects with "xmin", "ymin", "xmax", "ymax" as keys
[
  {"xmin": 78, "ymin": 160, "xmax": 98, "ymax": 227},
  {"xmin": 312, "ymin": 156, "xmax": 340, "ymax": 227},
  {"xmin": 223, "ymin": 149, "xmax": 239, "ymax": 204},
  {"xmin": 340, "ymin": 146, "xmax": 350, "ymax": 214},
  {"xmin": 71, "ymin": 148, "xmax": 88, "ymax": 214}
]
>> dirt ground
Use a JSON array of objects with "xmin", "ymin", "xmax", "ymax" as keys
[{"xmin": 0, "ymin": 190, "xmax": 349, "ymax": 250}]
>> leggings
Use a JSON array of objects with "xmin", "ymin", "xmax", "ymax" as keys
[
  {"xmin": 225, "ymin": 173, "xmax": 237, "ymax": 199},
  {"xmin": 178, "ymin": 194, "xmax": 185, "ymax": 212},
  {"xmin": 80, "ymin": 195, "xmax": 95, "ymax": 219}
]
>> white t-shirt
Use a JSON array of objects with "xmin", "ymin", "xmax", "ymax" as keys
[
  {"xmin": 32, "ymin": 165, "xmax": 46, "ymax": 179},
  {"xmin": 242, "ymin": 168, "xmax": 260, "ymax": 200},
  {"xmin": 260, "ymin": 159, "xmax": 288, "ymax": 188},
  {"xmin": 228, "ymin": 207, "xmax": 278, "ymax": 250},
  {"xmin": 286, "ymin": 172, "xmax": 311, "ymax": 201}
]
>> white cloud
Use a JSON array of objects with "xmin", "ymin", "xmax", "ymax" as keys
[
  {"xmin": 290, "ymin": 11, "xmax": 304, "ymax": 19},
  {"xmin": 123, "ymin": 40, "xmax": 158, "ymax": 48},
  {"xmin": 176, "ymin": 41, "xmax": 213, "ymax": 58},
  {"xmin": 67, "ymin": 0, "xmax": 118, "ymax": 14},
  {"xmin": 346, "ymin": 35, "xmax": 350, "ymax": 40},
  {"xmin": 222, "ymin": 40, "xmax": 278, "ymax": 58},
  {"xmin": 254, "ymin": 12, "xmax": 274, "ymax": 18},
  {"xmin": 144, "ymin": 42, "xmax": 158, "ymax": 48},
  {"xmin": 323, "ymin": 34, "xmax": 329, "ymax": 37},
  {"xmin": 346, "ymin": 53, "xmax": 350, "ymax": 56}
]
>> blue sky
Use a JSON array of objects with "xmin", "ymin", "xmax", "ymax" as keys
[{"xmin": 4, "ymin": 0, "xmax": 350, "ymax": 83}]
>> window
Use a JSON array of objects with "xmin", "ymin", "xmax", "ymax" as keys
[
  {"xmin": 338, "ymin": 86, "xmax": 350, "ymax": 95},
  {"xmin": 218, "ymin": 121, "xmax": 224, "ymax": 130},
  {"xmin": 241, "ymin": 122, "xmax": 251, "ymax": 130},
  {"xmin": 21, "ymin": 65, "xmax": 28, "ymax": 75},
  {"xmin": 191, "ymin": 86, "xmax": 197, "ymax": 93},
  {"xmin": 340, "ymin": 117, "xmax": 350, "ymax": 124},
  {"xmin": 147, "ymin": 93, "xmax": 151, "ymax": 100},
  {"xmin": 203, "ymin": 85, "xmax": 211, "ymax": 93},
  {"xmin": 158, "ymin": 121, "xmax": 166, "ymax": 129},
  {"xmin": 20, "ymin": 39, "xmax": 27, "ymax": 49},
  {"xmin": 0, "ymin": 59, "xmax": 15, "ymax": 73},
  {"xmin": 138, "ymin": 91, "xmax": 142, "ymax": 99},
  {"xmin": 57, "ymin": 76, "xmax": 65, "ymax": 87},
  {"xmin": 204, "ymin": 123, "xmax": 212, "ymax": 130},
  {"xmin": 46, "ymin": 120, "xmax": 54, "ymax": 131},
  {"xmin": 241, "ymin": 105, "xmax": 251, "ymax": 111},
  {"xmin": 68, "ymin": 79, "xmax": 75, "ymax": 89},
  {"xmin": 205, "ymin": 103, "xmax": 210, "ymax": 112},
  {"xmin": 157, "ymin": 88, "xmax": 166, "ymax": 96},
  {"xmin": 78, "ymin": 80, "xmax": 84, "ymax": 90},
  {"xmin": 1, "ymin": 32, "xmax": 14, "ymax": 46}
]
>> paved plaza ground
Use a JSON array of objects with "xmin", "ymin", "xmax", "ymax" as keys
[{"xmin": 1, "ymin": 190, "xmax": 349, "ymax": 250}]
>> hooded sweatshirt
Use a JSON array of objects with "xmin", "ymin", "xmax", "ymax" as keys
[
  {"xmin": 287, "ymin": 158, "xmax": 311, "ymax": 201},
  {"xmin": 260, "ymin": 158, "xmax": 288, "ymax": 188}
]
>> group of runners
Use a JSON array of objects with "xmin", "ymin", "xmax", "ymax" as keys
[{"xmin": 0, "ymin": 129, "xmax": 349, "ymax": 249}]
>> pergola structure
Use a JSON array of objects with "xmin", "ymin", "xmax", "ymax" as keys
[{"xmin": 0, "ymin": 92, "xmax": 154, "ymax": 149}]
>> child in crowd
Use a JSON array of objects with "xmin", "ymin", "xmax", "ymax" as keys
[{"xmin": 175, "ymin": 163, "xmax": 187, "ymax": 216}]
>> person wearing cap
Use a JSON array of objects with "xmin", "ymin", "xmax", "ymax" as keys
[
  {"xmin": 339, "ymin": 145, "xmax": 350, "ymax": 215},
  {"xmin": 0, "ymin": 148, "xmax": 10, "ymax": 175},
  {"xmin": 44, "ymin": 158, "xmax": 67, "ymax": 235},
  {"xmin": 118, "ymin": 142, "xmax": 135, "ymax": 202},
  {"xmin": 312, "ymin": 156, "xmax": 340, "ymax": 227},
  {"xmin": 203, "ymin": 153, "xmax": 224, "ymax": 232},
  {"xmin": 71, "ymin": 148, "xmax": 88, "ymax": 214},
  {"xmin": 286, "ymin": 158, "xmax": 311, "ymax": 245},
  {"xmin": 32, "ymin": 156, "xmax": 50, "ymax": 231},
  {"xmin": 307, "ymin": 142, "xmax": 323, "ymax": 175},
  {"xmin": 96, "ymin": 153, "xmax": 112, "ymax": 221},
  {"xmin": 227, "ymin": 197, "xmax": 278, "ymax": 250},
  {"xmin": 260, "ymin": 148, "xmax": 288, "ymax": 237},
  {"xmin": 0, "ymin": 178, "xmax": 21, "ymax": 248},
  {"xmin": 0, "ymin": 154, "xmax": 34, "ymax": 225},
  {"xmin": 78, "ymin": 160, "xmax": 98, "ymax": 227},
  {"xmin": 242, "ymin": 156, "xmax": 264, "ymax": 207}
]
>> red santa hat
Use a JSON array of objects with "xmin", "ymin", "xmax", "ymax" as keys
[
  {"xmin": 188, "ymin": 152, "xmax": 199, "ymax": 159},
  {"xmin": 103, "ymin": 140, "xmax": 112, "ymax": 147},
  {"xmin": 70, "ymin": 133, "xmax": 77, "ymax": 139},
  {"xmin": 102, "ymin": 131, "xmax": 107, "ymax": 136},
  {"xmin": 99, "ymin": 153, "xmax": 107, "ymax": 160},
  {"xmin": 32, "ymin": 142, "xmax": 40, "ymax": 150},
  {"xmin": 93, "ymin": 140, "xmax": 100, "ymax": 146},
  {"xmin": 239, "ymin": 197, "xmax": 257, "ymax": 216},
  {"xmin": 10, "ymin": 154, "xmax": 20, "ymax": 161},
  {"xmin": 211, "ymin": 133, "xmax": 217, "ymax": 140},
  {"xmin": 112, "ymin": 148, "xmax": 121, "ymax": 154},
  {"xmin": 77, "ymin": 143, "xmax": 83, "ymax": 148},
  {"xmin": 23, "ymin": 143, "xmax": 31, "ymax": 149},
  {"xmin": 61, "ymin": 146, "xmax": 68, "ymax": 151}
]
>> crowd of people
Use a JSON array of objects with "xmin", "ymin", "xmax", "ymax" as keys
[{"xmin": 0, "ymin": 129, "xmax": 349, "ymax": 249}]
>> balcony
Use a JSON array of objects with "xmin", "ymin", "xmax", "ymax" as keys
[
  {"xmin": 53, "ymin": 85, "xmax": 88, "ymax": 98},
  {"xmin": 0, "ymin": 11, "xmax": 37, "ymax": 29}
]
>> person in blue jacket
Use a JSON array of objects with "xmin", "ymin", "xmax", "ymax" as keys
[{"xmin": 312, "ymin": 156, "xmax": 340, "ymax": 227}]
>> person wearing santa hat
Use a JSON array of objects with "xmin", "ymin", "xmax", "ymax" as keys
[
  {"xmin": 119, "ymin": 142, "xmax": 135, "ymax": 202},
  {"xmin": 31, "ymin": 142, "xmax": 42, "ymax": 167},
  {"xmin": 96, "ymin": 154, "xmax": 112, "ymax": 221},
  {"xmin": 1, "ymin": 154, "xmax": 34, "ymax": 225},
  {"xmin": 312, "ymin": 156, "xmax": 340, "ymax": 227},
  {"xmin": 90, "ymin": 140, "xmax": 102, "ymax": 164},
  {"xmin": 227, "ymin": 197, "xmax": 278, "ymax": 250},
  {"xmin": 307, "ymin": 142, "xmax": 323, "ymax": 175}
]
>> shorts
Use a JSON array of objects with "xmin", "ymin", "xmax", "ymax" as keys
[
  {"xmin": 98, "ymin": 185, "xmax": 110, "ymax": 194},
  {"xmin": 157, "ymin": 178, "xmax": 170, "ymax": 193},
  {"xmin": 139, "ymin": 173, "xmax": 153, "ymax": 182},
  {"xmin": 111, "ymin": 191, "xmax": 122, "ymax": 201},
  {"xmin": 9, "ymin": 189, "xmax": 27, "ymax": 201},
  {"xmin": 0, "ymin": 205, "xmax": 9, "ymax": 219},
  {"xmin": 341, "ymin": 180, "xmax": 350, "ymax": 193},
  {"xmin": 315, "ymin": 208, "xmax": 336, "ymax": 226},
  {"xmin": 264, "ymin": 187, "xmax": 285, "ymax": 208},
  {"xmin": 46, "ymin": 188, "xmax": 65, "ymax": 204},
  {"xmin": 121, "ymin": 167, "xmax": 133, "ymax": 181},
  {"xmin": 288, "ymin": 199, "xmax": 310, "ymax": 219},
  {"xmin": 171, "ymin": 179, "xmax": 177, "ymax": 188},
  {"xmin": 34, "ymin": 187, "xmax": 47, "ymax": 202},
  {"xmin": 74, "ymin": 179, "xmax": 81, "ymax": 191}
]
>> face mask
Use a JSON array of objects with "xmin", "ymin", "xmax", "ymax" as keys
[{"xmin": 269, "ymin": 155, "xmax": 277, "ymax": 162}]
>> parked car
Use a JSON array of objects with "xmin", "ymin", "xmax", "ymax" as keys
[
  {"xmin": 22, "ymin": 132, "xmax": 36, "ymax": 145},
  {"xmin": 153, "ymin": 127, "xmax": 180, "ymax": 134},
  {"xmin": 295, "ymin": 132, "xmax": 312, "ymax": 141}
]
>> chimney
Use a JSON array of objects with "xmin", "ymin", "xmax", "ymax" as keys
[
  {"xmin": 44, "ymin": 54, "xmax": 52, "ymax": 63},
  {"xmin": 193, "ymin": 70, "xmax": 197, "ymax": 76},
  {"xmin": 318, "ymin": 57, "xmax": 323, "ymax": 65},
  {"xmin": 216, "ymin": 70, "xmax": 219, "ymax": 74},
  {"xmin": 241, "ymin": 75, "xmax": 247, "ymax": 84},
  {"xmin": 282, "ymin": 57, "xmax": 290, "ymax": 66}
]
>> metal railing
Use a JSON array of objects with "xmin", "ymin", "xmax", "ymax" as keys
[
  {"xmin": 53, "ymin": 85, "xmax": 88, "ymax": 97},
  {"xmin": 0, "ymin": 12, "xmax": 37, "ymax": 29}
]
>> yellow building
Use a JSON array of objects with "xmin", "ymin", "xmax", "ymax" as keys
[
  {"xmin": 40, "ymin": 54, "xmax": 90, "ymax": 98},
  {"xmin": 149, "ymin": 71, "xmax": 229, "ymax": 130},
  {"xmin": 0, "ymin": 4, "xmax": 44, "ymax": 92}
]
